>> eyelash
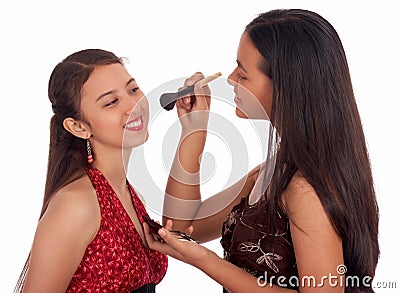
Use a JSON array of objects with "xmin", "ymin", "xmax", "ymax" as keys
[
  {"xmin": 104, "ymin": 87, "xmax": 140, "ymax": 107},
  {"xmin": 130, "ymin": 87, "xmax": 139, "ymax": 94},
  {"xmin": 105, "ymin": 99, "xmax": 119, "ymax": 107},
  {"xmin": 238, "ymin": 74, "xmax": 247, "ymax": 80}
]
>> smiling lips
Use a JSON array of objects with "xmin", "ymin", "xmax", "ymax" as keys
[
  {"xmin": 125, "ymin": 116, "xmax": 144, "ymax": 131},
  {"xmin": 234, "ymin": 94, "xmax": 242, "ymax": 104}
]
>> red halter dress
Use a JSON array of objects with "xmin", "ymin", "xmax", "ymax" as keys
[{"xmin": 66, "ymin": 166, "xmax": 167, "ymax": 292}]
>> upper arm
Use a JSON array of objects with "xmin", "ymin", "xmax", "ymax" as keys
[
  {"xmin": 284, "ymin": 175, "xmax": 344, "ymax": 292},
  {"xmin": 23, "ymin": 181, "xmax": 99, "ymax": 293}
]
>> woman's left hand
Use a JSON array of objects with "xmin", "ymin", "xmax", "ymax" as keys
[{"xmin": 144, "ymin": 219, "xmax": 212, "ymax": 269}]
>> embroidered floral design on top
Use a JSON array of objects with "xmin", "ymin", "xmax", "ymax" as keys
[
  {"xmin": 223, "ymin": 208, "xmax": 240, "ymax": 236},
  {"xmin": 238, "ymin": 237, "xmax": 283, "ymax": 273},
  {"xmin": 221, "ymin": 180, "xmax": 298, "ymax": 291}
]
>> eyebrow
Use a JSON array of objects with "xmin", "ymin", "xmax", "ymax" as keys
[
  {"xmin": 237, "ymin": 60, "xmax": 248, "ymax": 73},
  {"xmin": 96, "ymin": 78, "xmax": 136, "ymax": 102}
]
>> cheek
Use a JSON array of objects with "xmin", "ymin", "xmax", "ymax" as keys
[
  {"xmin": 90, "ymin": 115, "xmax": 123, "ymax": 138},
  {"xmin": 257, "ymin": 92, "xmax": 272, "ymax": 117},
  {"xmin": 237, "ymin": 82, "xmax": 254, "ymax": 100},
  {"xmin": 95, "ymin": 115, "xmax": 117, "ymax": 127},
  {"xmin": 253, "ymin": 80, "xmax": 273, "ymax": 117},
  {"xmin": 239, "ymin": 82, "xmax": 272, "ymax": 119}
]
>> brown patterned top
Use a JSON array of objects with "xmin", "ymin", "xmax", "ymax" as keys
[{"xmin": 221, "ymin": 195, "xmax": 298, "ymax": 290}]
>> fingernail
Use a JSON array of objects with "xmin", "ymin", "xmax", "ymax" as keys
[
  {"xmin": 159, "ymin": 229, "xmax": 167, "ymax": 237},
  {"xmin": 184, "ymin": 97, "xmax": 190, "ymax": 103}
]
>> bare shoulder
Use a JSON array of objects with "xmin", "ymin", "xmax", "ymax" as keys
[
  {"xmin": 41, "ymin": 175, "xmax": 100, "ymax": 243},
  {"xmin": 283, "ymin": 173, "xmax": 316, "ymax": 204},
  {"xmin": 26, "ymin": 175, "xmax": 101, "ymax": 291},
  {"xmin": 286, "ymin": 173, "xmax": 315, "ymax": 195},
  {"xmin": 282, "ymin": 173, "xmax": 328, "ymax": 226},
  {"xmin": 49, "ymin": 175, "xmax": 98, "ymax": 215}
]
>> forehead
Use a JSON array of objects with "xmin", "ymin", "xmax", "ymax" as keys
[
  {"xmin": 82, "ymin": 63, "xmax": 131, "ymax": 96},
  {"xmin": 237, "ymin": 33, "xmax": 263, "ymax": 70}
]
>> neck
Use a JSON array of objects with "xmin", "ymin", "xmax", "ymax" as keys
[{"xmin": 91, "ymin": 148, "xmax": 132, "ymax": 195}]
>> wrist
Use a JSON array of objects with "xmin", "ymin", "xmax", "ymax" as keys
[
  {"xmin": 195, "ymin": 248, "xmax": 219, "ymax": 272},
  {"xmin": 178, "ymin": 130, "xmax": 207, "ymax": 161},
  {"xmin": 181, "ymin": 128, "xmax": 207, "ymax": 141}
]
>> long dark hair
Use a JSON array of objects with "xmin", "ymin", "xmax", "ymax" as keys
[
  {"xmin": 246, "ymin": 9, "xmax": 379, "ymax": 292},
  {"xmin": 14, "ymin": 49, "xmax": 124, "ymax": 292}
]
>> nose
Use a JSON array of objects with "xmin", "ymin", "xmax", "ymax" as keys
[
  {"xmin": 227, "ymin": 67, "xmax": 238, "ymax": 87},
  {"xmin": 125, "ymin": 95, "xmax": 141, "ymax": 116}
]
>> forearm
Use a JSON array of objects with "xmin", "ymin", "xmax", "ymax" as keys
[
  {"xmin": 197, "ymin": 251, "xmax": 296, "ymax": 293},
  {"xmin": 163, "ymin": 130, "xmax": 207, "ymax": 227}
]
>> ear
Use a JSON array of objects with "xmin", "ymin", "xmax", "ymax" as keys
[{"xmin": 63, "ymin": 118, "xmax": 91, "ymax": 139}]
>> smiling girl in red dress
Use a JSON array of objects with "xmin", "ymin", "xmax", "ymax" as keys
[{"xmin": 15, "ymin": 49, "xmax": 167, "ymax": 293}]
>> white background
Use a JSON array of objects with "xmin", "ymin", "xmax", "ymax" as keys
[{"xmin": 0, "ymin": 0, "xmax": 399, "ymax": 292}]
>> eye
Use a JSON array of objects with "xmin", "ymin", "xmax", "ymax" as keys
[
  {"xmin": 129, "ymin": 87, "xmax": 139, "ymax": 94},
  {"xmin": 238, "ymin": 73, "xmax": 247, "ymax": 81},
  {"xmin": 105, "ymin": 98, "xmax": 119, "ymax": 107}
]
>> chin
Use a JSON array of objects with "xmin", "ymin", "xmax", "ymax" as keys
[
  {"xmin": 235, "ymin": 108, "xmax": 249, "ymax": 119},
  {"xmin": 123, "ymin": 131, "xmax": 148, "ymax": 148}
]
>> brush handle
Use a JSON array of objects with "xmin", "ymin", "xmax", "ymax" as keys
[
  {"xmin": 199, "ymin": 73, "xmax": 221, "ymax": 87},
  {"xmin": 160, "ymin": 72, "xmax": 221, "ymax": 111},
  {"xmin": 177, "ymin": 84, "xmax": 195, "ymax": 97}
]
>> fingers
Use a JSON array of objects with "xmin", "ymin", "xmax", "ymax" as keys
[
  {"xmin": 143, "ymin": 222, "xmax": 171, "ymax": 254},
  {"xmin": 184, "ymin": 226, "xmax": 194, "ymax": 237},
  {"xmin": 143, "ymin": 222, "xmax": 156, "ymax": 244},
  {"xmin": 184, "ymin": 72, "xmax": 204, "ymax": 88},
  {"xmin": 176, "ymin": 96, "xmax": 193, "ymax": 112},
  {"xmin": 193, "ymin": 81, "xmax": 210, "ymax": 110},
  {"xmin": 176, "ymin": 72, "xmax": 209, "ymax": 112},
  {"xmin": 144, "ymin": 219, "xmax": 203, "ymax": 267},
  {"xmin": 161, "ymin": 221, "xmax": 197, "ymax": 244},
  {"xmin": 157, "ymin": 226, "xmax": 182, "ymax": 248},
  {"xmin": 164, "ymin": 219, "xmax": 173, "ymax": 231}
]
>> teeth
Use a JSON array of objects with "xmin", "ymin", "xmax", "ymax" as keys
[{"xmin": 126, "ymin": 117, "xmax": 142, "ymax": 128}]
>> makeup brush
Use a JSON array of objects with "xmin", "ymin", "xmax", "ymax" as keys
[{"xmin": 160, "ymin": 72, "xmax": 222, "ymax": 111}]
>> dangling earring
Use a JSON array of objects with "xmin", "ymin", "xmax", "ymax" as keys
[{"xmin": 87, "ymin": 139, "xmax": 93, "ymax": 163}]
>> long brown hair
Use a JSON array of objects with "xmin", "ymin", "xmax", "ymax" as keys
[
  {"xmin": 246, "ymin": 9, "xmax": 379, "ymax": 292},
  {"xmin": 14, "ymin": 49, "xmax": 124, "ymax": 292}
]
